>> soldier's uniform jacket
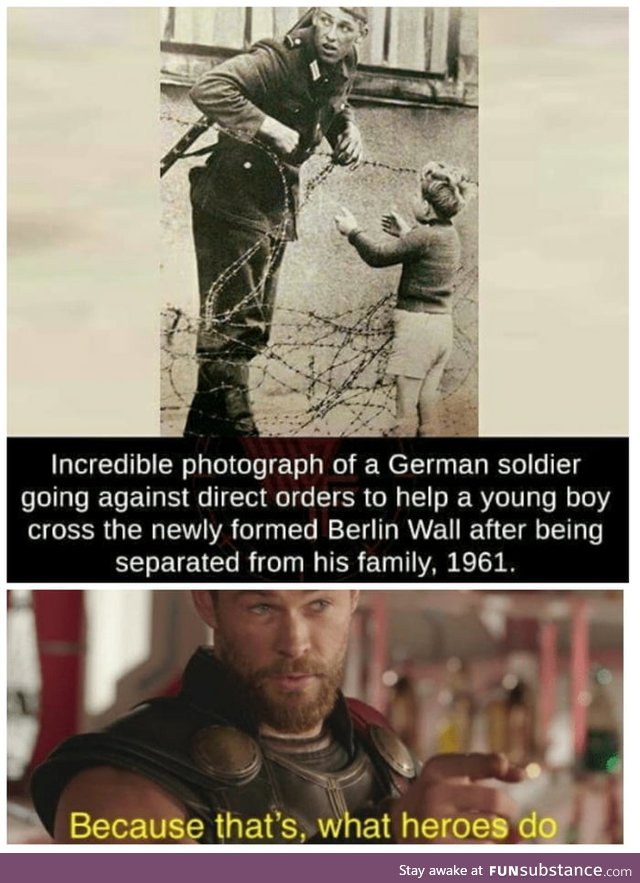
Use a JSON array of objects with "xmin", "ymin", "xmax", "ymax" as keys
[
  {"xmin": 189, "ymin": 26, "xmax": 358, "ymax": 238},
  {"xmin": 31, "ymin": 649, "xmax": 416, "ymax": 844}
]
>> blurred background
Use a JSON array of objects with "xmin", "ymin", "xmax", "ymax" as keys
[{"xmin": 8, "ymin": 589, "xmax": 622, "ymax": 844}]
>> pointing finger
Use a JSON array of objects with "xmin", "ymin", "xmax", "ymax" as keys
[
  {"xmin": 436, "ymin": 783, "xmax": 518, "ymax": 819},
  {"xmin": 423, "ymin": 753, "xmax": 525, "ymax": 784}
]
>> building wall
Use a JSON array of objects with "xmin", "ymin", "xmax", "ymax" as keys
[{"xmin": 161, "ymin": 7, "xmax": 479, "ymax": 99}]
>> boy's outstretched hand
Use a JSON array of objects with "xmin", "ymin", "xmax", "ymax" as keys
[
  {"xmin": 335, "ymin": 207, "xmax": 360, "ymax": 236},
  {"xmin": 382, "ymin": 210, "xmax": 411, "ymax": 238}
]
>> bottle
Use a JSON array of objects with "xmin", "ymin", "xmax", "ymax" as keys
[
  {"xmin": 484, "ymin": 671, "xmax": 535, "ymax": 764},
  {"xmin": 437, "ymin": 658, "xmax": 473, "ymax": 754},
  {"xmin": 485, "ymin": 683, "xmax": 509, "ymax": 755},
  {"xmin": 387, "ymin": 675, "xmax": 419, "ymax": 753},
  {"xmin": 584, "ymin": 666, "xmax": 620, "ymax": 774},
  {"xmin": 505, "ymin": 676, "xmax": 535, "ymax": 766}
]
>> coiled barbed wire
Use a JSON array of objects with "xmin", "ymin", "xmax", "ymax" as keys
[{"xmin": 161, "ymin": 114, "xmax": 477, "ymax": 436}]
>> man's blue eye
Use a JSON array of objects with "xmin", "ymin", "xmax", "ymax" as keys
[
  {"xmin": 310, "ymin": 599, "xmax": 331, "ymax": 611},
  {"xmin": 250, "ymin": 604, "xmax": 272, "ymax": 615}
]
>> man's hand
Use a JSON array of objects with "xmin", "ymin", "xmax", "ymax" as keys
[
  {"xmin": 390, "ymin": 752, "xmax": 524, "ymax": 844},
  {"xmin": 259, "ymin": 115, "xmax": 300, "ymax": 156},
  {"xmin": 382, "ymin": 210, "xmax": 411, "ymax": 238},
  {"xmin": 335, "ymin": 206, "xmax": 360, "ymax": 237},
  {"xmin": 333, "ymin": 123, "xmax": 364, "ymax": 169}
]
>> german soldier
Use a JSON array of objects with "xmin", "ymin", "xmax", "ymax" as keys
[{"xmin": 183, "ymin": 7, "xmax": 368, "ymax": 436}]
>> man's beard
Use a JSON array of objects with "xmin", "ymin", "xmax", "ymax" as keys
[{"xmin": 215, "ymin": 643, "xmax": 346, "ymax": 734}]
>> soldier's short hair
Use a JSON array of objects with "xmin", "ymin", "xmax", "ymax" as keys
[{"xmin": 419, "ymin": 161, "xmax": 472, "ymax": 220}]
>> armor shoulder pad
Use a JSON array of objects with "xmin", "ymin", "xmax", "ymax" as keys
[
  {"xmin": 368, "ymin": 725, "xmax": 416, "ymax": 779},
  {"xmin": 191, "ymin": 725, "xmax": 262, "ymax": 784},
  {"xmin": 347, "ymin": 697, "xmax": 416, "ymax": 783}
]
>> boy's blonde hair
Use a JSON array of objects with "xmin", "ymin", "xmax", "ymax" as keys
[{"xmin": 420, "ymin": 161, "xmax": 473, "ymax": 220}]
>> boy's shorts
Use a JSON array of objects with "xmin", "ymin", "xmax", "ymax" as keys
[{"xmin": 387, "ymin": 310, "xmax": 453, "ymax": 380}]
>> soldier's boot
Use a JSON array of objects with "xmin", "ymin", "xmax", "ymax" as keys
[
  {"xmin": 222, "ymin": 362, "xmax": 259, "ymax": 437},
  {"xmin": 183, "ymin": 360, "xmax": 231, "ymax": 437},
  {"xmin": 183, "ymin": 392, "xmax": 229, "ymax": 437},
  {"xmin": 184, "ymin": 359, "xmax": 259, "ymax": 437}
]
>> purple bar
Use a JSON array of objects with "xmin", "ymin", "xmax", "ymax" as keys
[{"xmin": 1, "ymin": 854, "xmax": 639, "ymax": 883}]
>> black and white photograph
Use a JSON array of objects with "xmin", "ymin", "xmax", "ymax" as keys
[{"xmin": 160, "ymin": 7, "xmax": 478, "ymax": 439}]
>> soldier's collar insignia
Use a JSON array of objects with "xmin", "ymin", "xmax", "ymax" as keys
[{"xmin": 310, "ymin": 59, "xmax": 321, "ymax": 81}]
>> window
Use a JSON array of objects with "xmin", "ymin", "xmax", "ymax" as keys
[{"xmin": 161, "ymin": 7, "xmax": 477, "ymax": 107}]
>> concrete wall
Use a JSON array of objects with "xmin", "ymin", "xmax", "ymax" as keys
[{"xmin": 161, "ymin": 86, "xmax": 477, "ymax": 437}]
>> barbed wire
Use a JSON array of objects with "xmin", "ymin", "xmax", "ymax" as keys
[
  {"xmin": 161, "ymin": 117, "xmax": 477, "ymax": 436},
  {"xmin": 160, "ymin": 112, "xmax": 478, "ymax": 184}
]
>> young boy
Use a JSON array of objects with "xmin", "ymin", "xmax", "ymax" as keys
[{"xmin": 335, "ymin": 161, "xmax": 471, "ymax": 437}]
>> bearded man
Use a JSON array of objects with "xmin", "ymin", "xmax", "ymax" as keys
[{"xmin": 31, "ymin": 591, "xmax": 522, "ymax": 844}]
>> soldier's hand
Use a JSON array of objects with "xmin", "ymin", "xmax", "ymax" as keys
[
  {"xmin": 259, "ymin": 115, "xmax": 300, "ymax": 156},
  {"xmin": 335, "ymin": 206, "xmax": 360, "ymax": 236},
  {"xmin": 389, "ymin": 752, "xmax": 524, "ymax": 844},
  {"xmin": 382, "ymin": 210, "xmax": 411, "ymax": 238},
  {"xmin": 333, "ymin": 124, "xmax": 364, "ymax": 169}
]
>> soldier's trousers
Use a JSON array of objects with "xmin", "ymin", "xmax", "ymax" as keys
[{"xmin": 184, "ymin": 207, "xmax": 285, "ymax": 437}]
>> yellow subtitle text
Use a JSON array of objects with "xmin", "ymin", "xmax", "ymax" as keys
[{"xmin": 69, "ymin": 812, "xmax": 205, "ymax": 841}]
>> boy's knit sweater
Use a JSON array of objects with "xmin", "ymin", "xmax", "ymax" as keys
[{"xmin": 348, "ymin": 218, "xmax": 461, "ymax": 314}]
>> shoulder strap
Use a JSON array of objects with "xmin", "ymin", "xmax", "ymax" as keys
[{"xmin": 346, "ymin": 697, "xmax": 416, "ymax": 795}]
